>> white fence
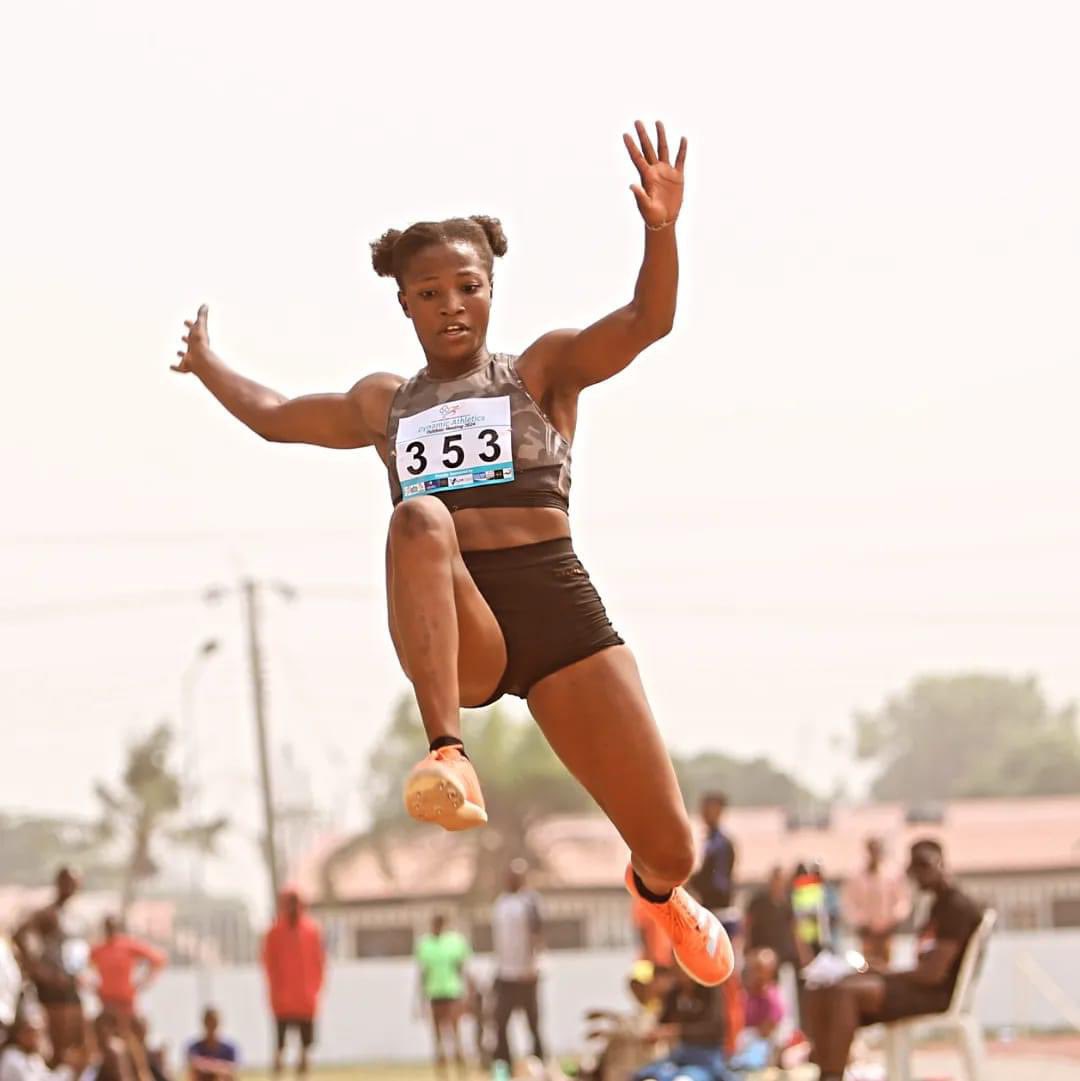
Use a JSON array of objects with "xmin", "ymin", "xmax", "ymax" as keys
[{"xmin": 139, "ymin": 929, "xmax": 1080, "ymax": 1069}]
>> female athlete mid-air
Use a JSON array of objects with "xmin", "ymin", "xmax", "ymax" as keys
[{"xmin": 173, "ymin": 121, "xmax": 733, "ymax": 986}]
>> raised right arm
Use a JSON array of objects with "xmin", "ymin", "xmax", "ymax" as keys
[{"xmin": 174, "ymin": 305, "xmax": 401, "ymax": 449}]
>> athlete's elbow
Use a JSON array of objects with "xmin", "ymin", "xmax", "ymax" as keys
[
  {"xmin": 252, "ymin": 406, "xmax": 294, "ymax": 443},
  {"xmin": 631, "ymin": 310, "xmax": 674, "ymax": 344},
  {"xmin": 255, "ymin": 424, "xmax": 286, "ymax": 443}
]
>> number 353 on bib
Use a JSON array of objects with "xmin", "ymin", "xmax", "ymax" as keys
[{"xmin": 395, "ymin": 396, "xmax": 515, "ymax": 499}]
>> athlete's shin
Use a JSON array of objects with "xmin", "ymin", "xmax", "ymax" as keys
[{"xmin": 388, "ymin": 498, "xmax": 463, "ymax": 741}]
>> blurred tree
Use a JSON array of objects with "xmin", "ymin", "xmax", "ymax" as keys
[
  {"xmin": 672, "ymin": 751, "xmax": 816, "ymax": 808},
  {"xmin": 95, "ymin": 722, "xmax": 228, "ymax": 913},
  {"xmin": 0, "ymin": 814, "xmax": 117, "ymax": 888},
  {"xmin": 855, "ymin": 673, "xmax": 1080, "ymax": 800},
  {"xmin": 324, "ymin": 693, "xmax": 815, "ymax": 901}
]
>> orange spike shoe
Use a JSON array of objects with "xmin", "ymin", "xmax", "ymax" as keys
[
  {"xmin": 624, "ymin": 864, "xmax": 735, "ymax": 986},
  {"xmin": 403, "ymin": 745, "xmax": 488, "ymax": 831}
]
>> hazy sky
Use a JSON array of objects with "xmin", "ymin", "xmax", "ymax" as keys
[{"xmin": 3, "ymin": 3, "xmax": 1079, "ymax": 901}]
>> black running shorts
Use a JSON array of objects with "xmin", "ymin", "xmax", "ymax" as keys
[{"xmin": 462, "ymin": 538, "xmax": 624, "ymax": 704}]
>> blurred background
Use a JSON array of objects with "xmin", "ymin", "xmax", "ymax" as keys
[{"xmin": 2, "ymin": 2, "xmax": 1079, "ymax": 1078}]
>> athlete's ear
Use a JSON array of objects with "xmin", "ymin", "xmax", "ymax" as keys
[{"xmin": 398, "ymin": 292, "xmax": 411, "ymax": 320}]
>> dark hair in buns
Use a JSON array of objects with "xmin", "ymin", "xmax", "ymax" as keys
[{"xmin": 370, "ymin": 215, "xmax": 507, "ymax": 285}]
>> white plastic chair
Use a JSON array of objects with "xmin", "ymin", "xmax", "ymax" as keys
[{"xmin": 883, "ymin": 908, "xmax": 997, "ymax": 1081}]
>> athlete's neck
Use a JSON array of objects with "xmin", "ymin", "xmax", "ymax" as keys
[{"xmin": 422, "ymin": 344, "xmax": 491, "ymax": 382}]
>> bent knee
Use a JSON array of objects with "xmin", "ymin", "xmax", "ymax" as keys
[{"xmin": 389, "ymin": 496, "xmax": 454, "ymax": 547}]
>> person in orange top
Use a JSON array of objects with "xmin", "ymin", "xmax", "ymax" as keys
[
  {"xmin": 89, "ymin": 916, "xmax": 167, "ymax": 1021},
  {"xmin": 261, "ymin": 889, "xmax": 325, "ymax": 1078}
]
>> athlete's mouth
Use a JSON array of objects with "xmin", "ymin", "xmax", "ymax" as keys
[{"xmin": 441, "ymin": 323, "xmax": 469, "ymax": 337}]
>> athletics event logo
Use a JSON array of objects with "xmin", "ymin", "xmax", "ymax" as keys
[{"xmin": 416, "ymin": 401, "xmax": 485, "ymax": 436}]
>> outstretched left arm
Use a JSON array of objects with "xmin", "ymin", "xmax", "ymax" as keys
[{"xmin": 520, "ymin": 121, "xmax": 688, "ymax": 395}]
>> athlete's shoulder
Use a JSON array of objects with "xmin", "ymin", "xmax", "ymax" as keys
[
  {"xmin": 348, "ymin": 370, "xmax": 405, "ymax": 397},
  {"xmin": 343, "ymin": 372, "xmax": 405, "ymax": 444},
  {"xmin": 347, "ymin": 371, "xmax": 405, "ymax": 412},
  {"xmin": 517, "ymin": 329, "xmax": 580, "ymax": 369}
]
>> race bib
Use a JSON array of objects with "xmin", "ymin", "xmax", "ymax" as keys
[{"xmin": 396, "ymin": 396, "xmax": 514, "ymax": 499}]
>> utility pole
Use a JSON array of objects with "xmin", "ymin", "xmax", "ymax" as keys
[{"xmin": 241, "ymin": 577, "xmax": 280, "ymax": 907}]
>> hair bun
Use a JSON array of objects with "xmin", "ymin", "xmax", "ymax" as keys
[
  {"xmin": 370, "ymin": 228, "xmax": 403, "ymax": 277},
  {"xmin": 469, "ymin": 215, "xmax": 508, "ymax": 258}
]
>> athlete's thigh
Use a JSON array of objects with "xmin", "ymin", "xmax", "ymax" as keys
[
  {"xmin": 527, "ymin": 645, "xmax": 689, "ymax": 849},
  {"xmin": 385, "ymin": 534, "xmax": 507, "ymax": 707}
]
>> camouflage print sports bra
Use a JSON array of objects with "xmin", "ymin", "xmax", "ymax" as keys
[{"xmin": 385, "ymin": 353, "xmax": 571, "ymax": 513}]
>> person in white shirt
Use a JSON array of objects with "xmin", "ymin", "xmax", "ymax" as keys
[
  {"xmin": 841, "ymin": 837, "xmax": 911, "ymax": 966},
  {"xmin": 0, "ymin": 1010, "xmax": 86, "ymax": 1081},
  {"xmin": 490, "ymin": 861, "xmax": 545, "ymax": 1068}
]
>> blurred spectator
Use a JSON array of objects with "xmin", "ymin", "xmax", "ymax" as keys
[
  {"xmin": 0, "ymin": 1008, "xmax": 86, "ymax": 1081},
  {"xmin": 803, "ymin": 839, "xmax": 984, "ymax": 1081},
  {"xmin": 627, "ymin": 960, "xmax": 671, "ymax": 1020},
  {"xmin": 89, "ymin": 918, "xmax": 166, "ymax": 1022},
  {"xmin": 13, "ymin": 870, "xmax": 87, "ymax": 1068},
  {"xmin": 729, "ymin": 948, "xmax": 784, "ymax": 1072},
  {"xmin": 1, "ymin": 935, "xmax": 22, "ymax": 1032},
  {"xmin": 129, "ymin": 1016, "xmax": 169, "ymax": 1081},
  {"xmin": 689, "ymin": 794, "xmax": 735, "ymax": 914},
  {"xmin": 460, "ymin": 972, "xmax": 488, "ymax": 1068},
  {"xmin": 90, "ymin": 1010, "xmax": 137, "ymax": 1081},
  {"xmin": 744, "ymin": 866, "xmax": 799, "ymax": 972},
  {"xmin": 741, "ymin": 948, "xmax": 783, "ymax": 1041},
  {"xmin": 841, "ymin": 836, "xmax": 911, "ymax": 966},
  {"xmin": 185, "ymin": 1009, "xmax": 238, "ymax": 1081},
  {"xmin": 631, "ymin": 967, "xmax": 736, "ymax": 1081},
  {"xmin": 491, "ymin": 861, "xmax": 545, "ymax": 1069},
  {"xmin": 261, "ymin": 889, "xmax": 324, "ymax": 1078},
  {"xmin": 415, "ymin": 912, "xmax": 470, "ymax": 1078},
  {"xmin": 790, "ymin": 862, "xmax": 831, "ymax": 961}
]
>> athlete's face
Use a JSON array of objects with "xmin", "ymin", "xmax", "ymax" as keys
[{"xmin": 398, "ymin": 242, "xmax": 492, "ymax": 363}]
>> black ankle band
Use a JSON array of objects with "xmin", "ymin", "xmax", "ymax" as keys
[
  {"xmin": 633, "ymin": 870, "xmax": 673, "ymax": 905},
  {"xmin": 429, "ymin": 735, "xmax": 466, "ymax": 757}
]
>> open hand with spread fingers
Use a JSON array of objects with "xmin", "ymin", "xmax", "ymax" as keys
[
  {"xmin": 624, "ymin": 120, "xmax": 688, "ymax": 230},
  {"xmin": 172, "ymin": 304, "xmax": 211, "ymax": 374}
]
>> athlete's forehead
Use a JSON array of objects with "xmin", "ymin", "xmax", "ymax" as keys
[{"xmin": 405, "ymin": 240, "xmax": 488, "ymax": 283}]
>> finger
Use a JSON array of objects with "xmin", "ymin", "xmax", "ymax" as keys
[
  {"xmin": 623, "ymin": 131, "xmax": 648, "ymax": 181},
  {"xmin": 675, "ymin": 136, "xmax": 688, "ymax": 172},
  {"xmin": 197, "ymin": 304, "xmax": 209, "ymax": 329},
  {"xmin": 635, "ymin": 119, "xmax": 658, "ymax": 165},
  {"xmin": 656, "ymin": 121, "xmax": 669, "ymax": 164},
  {"xmin": 184, "ymin": 320, "xmax": 194, "ymax": 330},
  {"xmin": 176, "ymin": 351, "xmax": 186, "ymax": 360},
  {"xmin": 170, "ymin": 364, "xmax": 184, "ymax": 372},
  {"xmin": 182, "ymin": 336, "xmax": 189, "ymax": 345},
  {"xmin": 630, "ymin": 184, "xmax": 650, "ymax": 216}
]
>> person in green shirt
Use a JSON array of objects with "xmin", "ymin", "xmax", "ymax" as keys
[{"xmin": 415, "ymin": 914, "xmax": 471, "ymax": 1077}]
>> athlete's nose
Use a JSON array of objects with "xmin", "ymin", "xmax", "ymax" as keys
[{"xmin": 440, "ymin": 292, "xmax": 466, "ymax": 317}]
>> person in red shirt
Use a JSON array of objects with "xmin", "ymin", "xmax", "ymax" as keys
[
  {"xmin": 89, "ymin": 916, "xmax": 167, "ymax": 1022},
  {"xmin": 261, "ymin": 889, "xmax": 325, "ymax": 1078}
]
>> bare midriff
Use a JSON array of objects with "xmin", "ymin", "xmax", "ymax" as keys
[{"xmin": 451, "ymin": 506, "xmax": 571, "ymax": 552}]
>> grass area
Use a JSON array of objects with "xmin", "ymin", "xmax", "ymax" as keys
[{"xmin": 243, "ymin": 1068, "xmax": 473, "ymax": 1080}]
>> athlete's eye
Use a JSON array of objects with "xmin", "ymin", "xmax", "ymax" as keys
[
  {"xmin": 463, "ymin": 283, "xmax": 482, "ymax": 293},
  {"xmin": 419, "ymin": 290, "xmax": 437, "ymax": 299}
]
